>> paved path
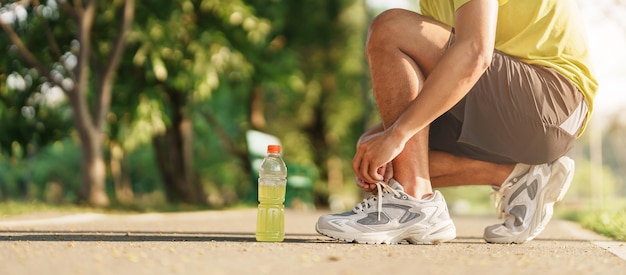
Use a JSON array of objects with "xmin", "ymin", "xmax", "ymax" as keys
[{"xmin": 0, "ymin": 209, "xmax": 624, "ymax": 275}]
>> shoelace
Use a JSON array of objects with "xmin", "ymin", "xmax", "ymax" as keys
[
  {"xmin": 493, "ymin": 165, "xmax": 533, "ymax": 222},
  {"xmin": 492, "ymin": 185, "xmax": 509, "ymax": 219},
  {"xmin": 492, "ymin": 177, "xmax": 519, "ymax": 219},
  {"xmin": 352, "ymin": 182, "xmax": 401, "ymax": 221}
]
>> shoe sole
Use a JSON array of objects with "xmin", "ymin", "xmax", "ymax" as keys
[
  {"xmin": 486, "ymin": 157, "xmax": 575, "ymax": 244},
  {"xmin": 316, "ymin": 220, "xmax": 457, "ymax": 245}
]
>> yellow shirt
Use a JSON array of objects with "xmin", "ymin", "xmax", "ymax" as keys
[{"xmin": 420, "ymin": 0, "xmax": 598, "ymax": 133}]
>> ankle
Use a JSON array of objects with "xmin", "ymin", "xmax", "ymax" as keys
[
  {"xmin": 494, "ymin": 163, "xmax": 517, "ymax": 187},
  {"xmin": 400, "ymin": 181, "xmax": 432, "ymax": 199}
]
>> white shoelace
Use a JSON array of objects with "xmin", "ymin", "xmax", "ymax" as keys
[
  {"xmin": 493, "ymin": 164, "xmax": 531, "ymax": 220},
  {"xmin": 352, "ymin": 182, "xmax": 401, "ymax": 221},
  {"xmin": 492, "ymin": 186, "xmax": 507, "ymax": 220},
  {"xmin": 492, "ymin": 180, "xmax": 516, "ymax": 219}
]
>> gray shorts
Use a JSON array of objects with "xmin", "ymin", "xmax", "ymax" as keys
[{"xmin": 429, "ymin": 33, "xmax": 588, "ymax": 165}]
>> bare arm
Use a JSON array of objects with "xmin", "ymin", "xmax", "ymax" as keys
[
  {"xmin": 391, "ymin": 0, "xmax": 497, "ymax": 143},
  {"xmin": 353, "ymin": 0, "xmax": 499, "ymax": 183}
]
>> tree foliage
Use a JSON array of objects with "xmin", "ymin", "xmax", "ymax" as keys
[
  {"xmin": 1, "ymin": 0, "xmax": 135, "ymax": 207},
  {"xmin": 1, "ymin": 0, "xmax": 369, "ymax": 207}
]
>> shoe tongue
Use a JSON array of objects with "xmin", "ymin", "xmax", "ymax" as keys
[{"xmin": 388, "ymin": 179, "xmax": 404, "ymax": 191}]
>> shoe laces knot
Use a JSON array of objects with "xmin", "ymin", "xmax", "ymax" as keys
[
  {"xmin": 352, "ymin": 182, "xmax": 401, "ymax": 221},
  {"xmin": 492, "ymin": 179, "xmax": 517, "ymax": 219}
]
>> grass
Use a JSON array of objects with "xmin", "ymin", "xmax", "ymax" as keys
[
  {"xmin": 0, "ymin": 196, "xmax": 228, "ymax": 220},
  {"xmin": 0, "ymin": 191, "xmax": 243, "ymax": 219},
  {"xmin": 563, "ymin": 209, "xmax": 626, "ymax": 241},
  {"xmin": 0, "ymin": 200, "xmax": 113, "ymax": 218}
]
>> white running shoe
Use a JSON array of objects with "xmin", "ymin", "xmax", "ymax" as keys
[
  {"xmin": 484, "ymin": 156, "xmax": 575, "ymax": 244},
  {"xmin": 315, "ymin": 179, "xmax": 456, "ymax": 244}
]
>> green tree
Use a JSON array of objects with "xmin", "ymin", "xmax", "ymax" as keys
[
  {"xmin": 0, "ymin": 0, "xmax": 135, "ymax": 206},
  {"xmin": 275, "ymin": 0, "xmax": 370, "ymax": 200},
  {"xmin": 115, "ymin": 0, "xmax": 279, "ymax": 203},
  {"xmin": 193, "ymin": 0, "xmax": 371, "ymax": 204},
  {"xmin": 0, "ymin": 2, "xmax": 74, "ymax": 200},
  {"xmin": 112, "ymin": 0, "xmax": 371, "ymax": 205},
  {"xmin": 1, "ymin": 0, "xmax": 372, "ymax": 207}
]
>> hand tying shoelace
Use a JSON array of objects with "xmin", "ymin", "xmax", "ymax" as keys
[{"xmin": 352, "ymin": 181, "xmax": 401, "ymax": 221}]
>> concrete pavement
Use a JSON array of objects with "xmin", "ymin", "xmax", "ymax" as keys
[{"xmin": 0, "ymin": 209, "xmax": 624, "ymax": 275}]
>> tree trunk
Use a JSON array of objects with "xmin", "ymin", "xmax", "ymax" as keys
[
  {"xmin": 77, "ymin": 128, "xmax": 109, "ymax": 207},
  {"xmin": 75, "ymin": 0, "xmax": 134, "ymax": 207},
  {"xmin": 110, "ymin": 141, "xmax": 134, "ymax": 204},
  {"xmin": 153, "ymin": 119, "xmax": 205, "ymax": 204},
  {"xmin": 249, "ymin": 84, "xmax": 266, "ymax": 130},
  {"xmin": 72, "ymin": 1, "xmax": 109, "ymax": 207},
  {"xmin": 153, "ymin": 87, "xmax": 205, "ymax": 204}
]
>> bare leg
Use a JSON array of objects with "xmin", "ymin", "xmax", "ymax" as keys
[
  {"xmin": 366, "ymin": 10, "xmax": 452, "ymax": 198},
  {"xmin": 366, "ymin": 10, "xmax": 515, "ymax": 197},
  {"xmin": 429, "ymin": 150, "xmax": 515, "ymax": 188}
]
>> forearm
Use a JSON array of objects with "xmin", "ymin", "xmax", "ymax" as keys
[
  {"xmin": 388, "ymin": 0, "xmax": 498, "ymax": 145},
  {"xmin": 389, "ymin": 40, "xmax": 492, "ymax": 145}
]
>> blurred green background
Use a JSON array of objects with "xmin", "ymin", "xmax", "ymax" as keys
[{"xmin": 0, "ymin": 0, "xmax": 624, "ymax": 240}]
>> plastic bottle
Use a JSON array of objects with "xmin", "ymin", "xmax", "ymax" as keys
[{"xmin": 256, "ymin": 144, "xmax": 287, "ymax": 242}]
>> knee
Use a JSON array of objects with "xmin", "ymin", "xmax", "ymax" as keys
[{"xmin": 366, "ymin": 9, "xmax": 426, "ymax": 55}]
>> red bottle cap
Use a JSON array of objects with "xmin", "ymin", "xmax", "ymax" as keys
[{"xmin": 267, "ymin": 145, "xmax": 281, "ymax": 154}]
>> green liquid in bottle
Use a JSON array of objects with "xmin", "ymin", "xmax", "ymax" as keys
[{"xmin": 256, "ymin": 184, "xmax": 286, "ymax": 242}]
